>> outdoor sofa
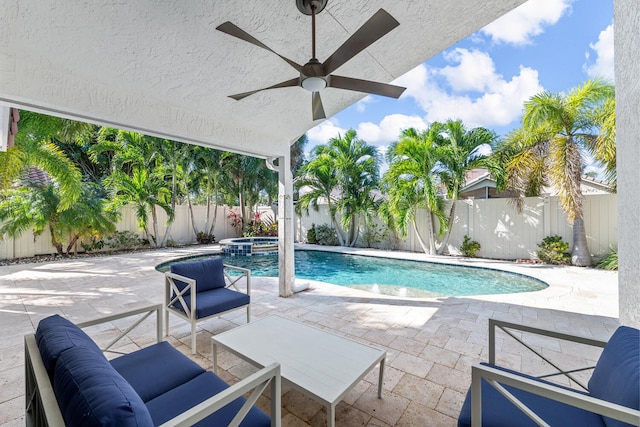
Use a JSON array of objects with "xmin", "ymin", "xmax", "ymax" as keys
[
  {"xmin": 25, "ymin": 304, "xmax": 281, "ymax": 427},
  {"xmin": 458, "ymin": 319, "xmax": 640, "ymax": 426},
  {"xmin": 165, "ymin": 257, "xmax": 251, "ymax": 354}
]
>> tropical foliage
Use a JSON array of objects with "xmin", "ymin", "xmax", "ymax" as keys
[
  {"xmin": 296, "ymin": 129, "xmax": 380, "ymax": 247},
  {"xmin": 0, "ymin": 77, "xmax": 616, "ymax": 261},
  {"xmin": 493, "ymin": 78, "xmax": 615, "ymax": 266}
]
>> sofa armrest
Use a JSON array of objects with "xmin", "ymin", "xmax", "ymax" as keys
[
  {"xmin": 160, "ymin": 362, "xmax": 281, "ymax": 427},
  {"xmin": 25, "ymin": 304, "xmax": 163, "ymax": 427},
  {"xmin": 25, "ymin": 334, "xmax": 65, "ymax": 427},
  {"xmin": 223, "ymin": 264, "xmax": 251, "ymax": 295},
  {"xmin": 488, "ymin": 319, "xmax": 607, "ymax": 390},
  {"xmin": 471, "ymin": 364, "xmax": 640, "ymax": 427},
  {"xmin": 165, "ymin": 272, "xmax": 197, "ymax": 319}
]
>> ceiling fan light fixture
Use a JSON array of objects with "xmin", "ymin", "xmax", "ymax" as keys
[{"xmin": 301, "ymin": 76, "xmax": 327, "ymax": 92}]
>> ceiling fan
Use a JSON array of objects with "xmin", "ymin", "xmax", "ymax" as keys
[{"xmin": 216, "ymin": 0, "xmax": 406, "ymax": 120}]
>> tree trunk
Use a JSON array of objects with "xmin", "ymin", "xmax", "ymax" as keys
[
  {"xmin": 66, "ymin": 234, "xmax": 79, "ymax": 255},
  {"xmin": 425, "ymin": 210, "xmax": 436, "ymax": 254},
  {"xmin": 437, "ymin": 200, "xmax": 457, "ymax": 255},
  {"xmin": 412, "ymin": 218, "xmax": 430, "ymax": 254},
  {"xmin": 328, "ymin": 201, "xmax": 346, "ymax": 246},
  {"xmin": 49, "ymin": 223, "xmax": 64, "ymax": 255},
  {"xmin": 571, "ymin": 215, "xmax": 592, "ymax": 266},
  {"xmin": 151, "ymin": 207, "xmax": 159, "ymax": 247},
  {"xmin": 187, "ymin": 196, "xmax": 198, "ymax": 238}
]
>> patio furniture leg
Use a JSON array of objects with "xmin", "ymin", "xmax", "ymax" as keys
[
  {"xmin": 378, "ymin": 357, "xmax": 385, "ymax": 398},
  {"xmin": 191, "ymin": 321, "xmax": 197, "ymax": 354},
  {"xmin": 328, "ymin": 403, "xmax": 336, "ymax": 427},
  {"xmin": 247, "ymin": 305, "xmax": 251, "ymax": 323},
  {"xmin": 212, "ymin": 341, "xmax": 219, "ymax": 374}
]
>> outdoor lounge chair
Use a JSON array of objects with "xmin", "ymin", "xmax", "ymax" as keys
[
  {"xmin": 164, "ymin": 257, "xmax": 251, "ymax": 354},
  {"xmin": 458, "ymin": 319, "xmax": 640, "ymax": 427}
]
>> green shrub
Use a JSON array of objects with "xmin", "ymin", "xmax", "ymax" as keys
[
  {"xmin": 460, "ymin": 235, "xmax": 481, "ymax": 257},
  {"xmin": 105, "ymin": 231, "xmax": 144, "ymax": 251},
  {"xmin": 360, "ymin": 223, "xmax": 387, "ymax": 248},
  {"xmin": 196, "ymin": 231, "xmax": 215, "ymax": 244},
  {"xmin": 307, "ymin": 224, "xmax": 317, "ymax": 244},
  {"xmin": 596, "ymin": 246, "xmax": 618, "ymax": 270},
  {"xmin": 314, "ymin": 224, "xmax": 339, "ymax": 246},
  {"xmin": 537, "ymin": 235, "xmax": 570, "ymax": 265}
]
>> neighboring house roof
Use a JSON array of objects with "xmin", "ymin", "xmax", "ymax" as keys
[
  {"xmin": 458, "ymin": 168, "xmax": 613, "ymax": 199},
  {"xmin": 18, "ymin": 166, "xmax": 52, "ymax": 187}
]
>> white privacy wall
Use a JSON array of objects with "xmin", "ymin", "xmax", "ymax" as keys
[
  {"xmin": 295, "ymin": 194, "xmax": 617, "ymax": 260},
  {"xmin": 0, "ymin": 195, "xmax": 617, "ymax": 261}
]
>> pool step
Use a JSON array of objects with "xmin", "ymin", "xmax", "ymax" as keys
[{"xmin": 252, "ymin": 244, "xmax": 278, "ymax": 254}]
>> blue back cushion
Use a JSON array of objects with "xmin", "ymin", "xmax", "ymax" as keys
[
  {"xmin": 111, "ymin": 341, "xmax": 206, "ymax": 402},
  {"xmin": 170, "ymin": 257, "xmax": 226, "ymax": 295},
  {"xmin": 588, "ymin": 326, "xmax": 640, "ymax": 427},
  {"xmin": 35, "ymin": 314, "xmax": 105, "ymax": 377},
  {"xmin": 54, "ymin": 346, "xmax": 153, "ymax": 427}
]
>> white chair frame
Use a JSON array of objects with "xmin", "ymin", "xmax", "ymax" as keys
[
  {"xmin": 164, "ymin": 264, "xmax": 251, "ymax": 354},
  {"xmin": 25, "ymin": 304, "xmax": 281, "ymax": 427},
  {"xmin": 470, "ymin": 319, "xmax": 640, "ymax": 426}
]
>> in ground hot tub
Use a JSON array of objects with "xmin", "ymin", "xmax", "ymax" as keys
[{"xmin": 219, "ymin": 237, "xmax": 279, "ymax": 256}]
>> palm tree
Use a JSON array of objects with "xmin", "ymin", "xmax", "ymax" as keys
[
  {"xmin": 498, "ymin": 78, "xmax": 615, "ymax": 266},
  {"xmin": 434, "ymin": 120, "xmax": 495, "ymax": 254},
  {"xmin": 0, "ymin": 111, "xmax": 85, "ymax": 209},
  {"xmin": 324, "ymin": 130, "xmax": 380, "ymax": 246},
  {"xmin": 295, "ymin": 151, "xmax": 344, "ymax": 245},
  {"xmin": 0, "ymin": 182, "xmax": 115, "ymax": 255},
  {"xmin": 382, "ymin": 127, "xmax": 447, "ymax": 254},
  {"xmin": 107, "ymin": 167, "xmax": 174, "ymax": 247}
]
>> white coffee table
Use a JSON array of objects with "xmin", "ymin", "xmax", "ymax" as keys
[{"xmin": 212, "ymin": 315, "xmax": 386, "ymax": 427}]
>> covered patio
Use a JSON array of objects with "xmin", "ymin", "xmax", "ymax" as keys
[{"xmin": 0, "ymin": 246, "xmax": 620, "ymax": 425}]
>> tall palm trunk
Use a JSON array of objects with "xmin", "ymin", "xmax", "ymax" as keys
[
  {"xmin": 187, "ymin": 195, "xmax": 198, "ymax": 238},
  {"xmin": 412, "ymin": 218, "xmax": 431, "ymax": 254},
  {"xmin": 437, "ymin": 200, "xmax": 457, "ymax": 255},
  {"xmin": 571, "ymin": 216, "xmax": 592, "ymax": 266},
  {"xmin": 151, "ymin": 206, "xmax": 160, "ymax": 247}
]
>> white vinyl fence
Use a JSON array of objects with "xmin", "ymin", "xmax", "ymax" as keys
[
  {"xmin": 295, "ymin": 194, "xmax": 617, "ymax": 260},
  {"xmin": 0, "ymin": 195, "xmax": 616, "ymax": 261},
  {"xmin": 0, "ymin": 205, "xmax": 277, "ymax": 260}
]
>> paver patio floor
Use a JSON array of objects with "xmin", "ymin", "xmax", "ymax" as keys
[{"xmin": 0, "ymin": 246, "xmax": 619, "ymax": 426}]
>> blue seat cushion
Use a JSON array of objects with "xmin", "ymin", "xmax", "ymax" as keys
[
  {"xmin": 54, "ymin": 346, "xmax": 153, "ymax": 427},
  {"xmin": 588, "ymin": 326, "xmax": 640, "ymax": 427},
  {"xmin": 171, "ymin": 257, "xmax": 226, "ymax": 295},
  {"xmin": 171, "ymin": 287, "xmax": 250, "ymax": 319},
  {"xmin": 458, "ymin": 363, "xmax": 605, "ymax": 427},
  {"xmin": 145, "ymin": 371, "xmax": 271, "ymax": 427},
  {"xmin": 35, "ymin": 314, "xmax": 105, "ymax": 378},
  {"xmin": 110, "ymin": 341, "xmax": 206, "ymax": 402}
]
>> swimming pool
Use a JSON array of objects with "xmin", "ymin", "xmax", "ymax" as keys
[{"xmin": 156, "ymin": 250, "xmax": 547, "ymax": 297}]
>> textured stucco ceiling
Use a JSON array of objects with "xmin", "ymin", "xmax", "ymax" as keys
[{"xmin": 0, "ymin": 0, "xmax": 526, "ymax": 158}]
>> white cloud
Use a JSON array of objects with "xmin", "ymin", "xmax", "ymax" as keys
[
  {"xmin": 357, "ymin": 114, "xmax": 428, "ymax": 146},
  {"xmin": 440, "ymin": 49, "xmax": 500, "ymax": 92},
  {"xmin": 395, "ymin": 49, "xmax": 543, "ymax": 129},
  {"xmin": 584, "ymin": 24, "xmax": 614, "ymax": 80},
  {"xmin": 355, "ymin": 95, "xmax": 375, "ymax": 113},
  {"xmin": 481, "ymin": 0, "xmax": 573, "ymax": 46},
  {"xmin": 307, "ymin": 119, "xmax": 347, "ymax": 148}
]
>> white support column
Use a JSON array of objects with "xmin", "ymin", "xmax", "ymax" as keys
[
  {"xmin": 270, "ymin": 154, "xmax": 297, "ymax": 297},
  {"xmin": 615, "ymin": 0, "xmax": 640, "ymax": 327}
]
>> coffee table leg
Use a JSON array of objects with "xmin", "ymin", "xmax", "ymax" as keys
[
  {"xmin": 378, "ymin": 356, "xmax": 385, "ymax": 398},
  {"xmin": 212, "ymin": 341, "xmax": 218, "ymax": 374},
  {"xmin": 328, "ymin": 403, "xmax": 336, "ymax": 427}
]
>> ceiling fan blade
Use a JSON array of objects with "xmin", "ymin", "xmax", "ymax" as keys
[
  {"xmin": 217, "ymin": 22, "xmax": 303, "ymax": 72},
  {"xmin": 312, "ymin": 92, "xmax": 326, "ymax": 120},
  {"xmin": 322, "ymin": 9, "xmax": 399, "ymax": 75},
  {"xmin": 329, "ymin": 75, "xmax": 406, "ymax": 98},
  {"xmin": 229, "ymin": 78, "xmax": 300, "ymax": 101}
]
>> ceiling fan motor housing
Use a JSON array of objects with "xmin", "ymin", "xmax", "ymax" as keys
[{"xmin": 296, "ymin": 0, "xmax": 328, "ymax": 15}]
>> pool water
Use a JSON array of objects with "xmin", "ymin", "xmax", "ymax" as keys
[{"xmin": 157, "ymin": 250, "xmax": 547, "ymax": 298}]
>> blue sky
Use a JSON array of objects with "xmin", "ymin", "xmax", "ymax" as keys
[{"xmin": 307, "ymin": 0, "xmax": 614, "ymax": 168}]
